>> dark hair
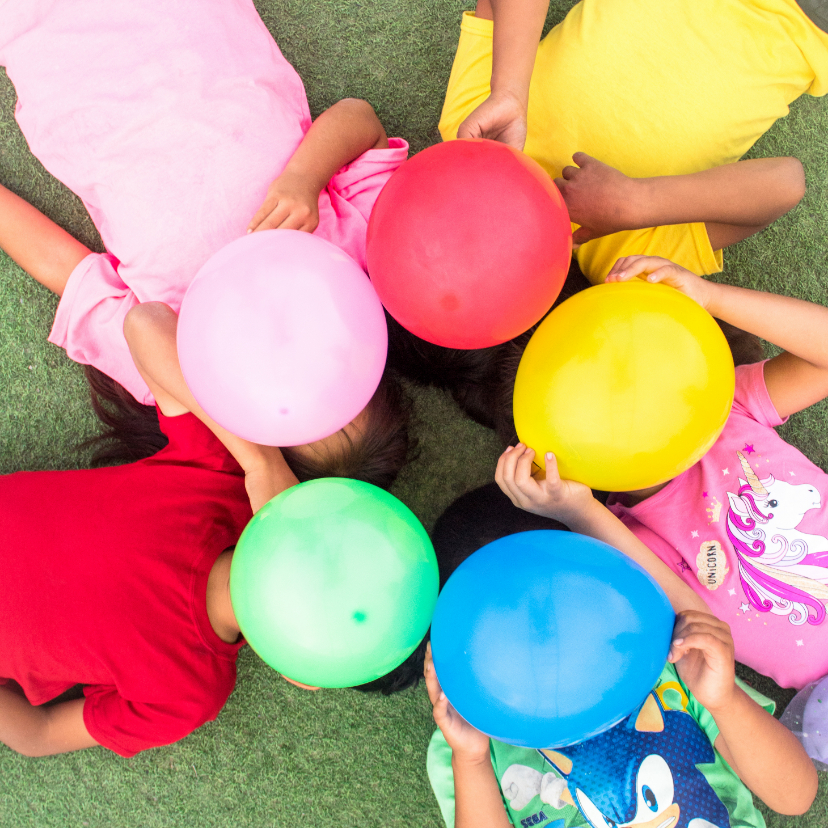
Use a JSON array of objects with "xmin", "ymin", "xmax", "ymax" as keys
[
  {"xmin": 389, "ymin": 261, "xmax": 764, "ymax": 447},
  {"xmin": 83, "ymin": 366, "xmax": 416, "ymax": 488},
  {"xmin": 281, "ymin": 372, "xmax": 416, "ymax": 489},
  {"xmin": 354, "ymin": 482, "xmax": 570, "ymax": 695},
  {"xmin": 385, "ymin": 260, "xmax": 593, "ymax": 433}
]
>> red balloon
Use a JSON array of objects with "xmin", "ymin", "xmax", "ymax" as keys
[{"xmin": 366, "ymin": 139, "xmax": 572, "ymax": 349}]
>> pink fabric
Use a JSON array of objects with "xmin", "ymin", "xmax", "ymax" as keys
[
  {"xmin": 0, "ymin": 0, "xmax": 407, "ymax": 403},
  {"xmin": 609, "ymin": 362, "xmax": 828, "ymax": 689}
]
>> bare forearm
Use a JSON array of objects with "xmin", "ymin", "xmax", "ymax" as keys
[
  {"xmin": 124, "ymin": 303, "xmax": 292, "ymax": 478},
  {"xmin": 712, "ymin": 689, "xmax": 817, "ymax": 814},
  {"xmin": 282, "ymin": 98, "xmax": 387, "ymax": 196},
  {"xmin": 564, "ymin": 501, "xmax": 708, "ymax": 614},
  {"xmin": 633, "ymin": 158, "xmax": 804, "ymax": 231},
  {"xmin": 0, "ymin": 183, "xmax": 90, "ymax": 295},
  {"xmin": 453, "ymin": 755, "xmax": 513, "ymax": 828},
  {"xmin": 488, "ymin": 0, "xmax": 549, "ymax": 105},
  {"xmin": 704, "ymin": 281, "xmax": 828, "ymax": 371}
]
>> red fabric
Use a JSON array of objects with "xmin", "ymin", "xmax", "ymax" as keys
[{"xmin": 0, "ymin": 411, "xmax": 252, "ymax": 756}]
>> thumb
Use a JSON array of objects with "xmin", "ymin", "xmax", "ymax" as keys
[
  {"xmin": 457, "ymin": 118, "xmax": 482, "ymax": 140},
  {"xmin": 571, "ymin": 226, "xmax": 595, "ymax": 244},
  {"xmin": 544, "ymin": 452, "xmax": 562, "ymax": 486}
]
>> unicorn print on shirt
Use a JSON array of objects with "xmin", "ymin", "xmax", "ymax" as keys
[{"xmin": 725, "ymin": 450, "xmax": 828, "ymax": 626}]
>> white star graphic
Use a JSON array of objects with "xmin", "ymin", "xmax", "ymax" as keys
[
  {"xmin": 728, "ymin": 588, "xmax": 737, "ymax": 596},
  {"xmin": 790, "ymin": 471, "xmax": 796, "ymax": 477},
  {"xmin": 722, "ymin": 468, "xmax": 729, "ymax": 476},
  {"xmin": 691, "ymin": 530, "xmax": 699, "ymax": 538},
  {"xmin": 796, "ymin": 640, "xmax": 804, "ymax": 647},
  {"xmin": 739, "ymin": 603, "xmax": 750, "ymax": 613}
]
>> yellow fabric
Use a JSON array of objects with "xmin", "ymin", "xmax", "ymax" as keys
[{"xmin": 439, "ymin": 1, "xmax": 828, "ymax": 284}]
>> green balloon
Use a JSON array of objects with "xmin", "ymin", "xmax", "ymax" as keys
[{"xmin": 229, "ymin": 478, "xmax": 438, "ymax": 688}]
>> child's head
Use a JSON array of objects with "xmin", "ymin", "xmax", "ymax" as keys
[
  {"xmin": 85, "ymin": 366, "xmax": 416, "ymax": 490},
  {"xmin": 280, "ymin": 371, "xmax": 415, "ymax": 489},
  {"xmin": 388, "ymin": 261, "xmax": 764, "ymax": 451},
  {"xmin": 354, "ymin": 483, "xmax": 570, "ymax": 696}
]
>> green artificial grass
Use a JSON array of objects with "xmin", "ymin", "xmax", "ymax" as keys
[{"xmin": 0, "ymin": 0, "xmax": 827, "ymax": 825}]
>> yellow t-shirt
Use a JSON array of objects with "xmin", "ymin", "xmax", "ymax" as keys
[{"xmin": 439, "ymin": 0, "xmax": 828, "ymax": 283}]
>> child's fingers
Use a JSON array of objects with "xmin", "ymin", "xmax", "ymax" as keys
[
  {"xmin": 570, "ymin": 151, "xmax": 591, "ymax": 168},
  {"xmin": 513, "ymin": 445, "xmax": 538, "ymax": 493},
  {"xmin": 606, "ymin": 255, "xmax": 639, "ymax": 281},
  {"xmin": 424, "ymin": 644, "xmax": 444, "ymax": 706},
  {"xmin": 669, "ymin": 631, "xmax": 733, "ymax": 669},
  {"xmin": 247, "ymin": 200, "xmax": 275, "ymax": 233},
  {"xmin": 496, "ymin": 445, "xmax": 539, "ymax": 508}
]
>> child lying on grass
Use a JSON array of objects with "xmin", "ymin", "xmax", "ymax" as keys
[
  {"xmin": 0, "ymin": 0, "xmax": 413, "ymax": 505},
  {"xmin": 0, "ymin": 287, "xmax": 414, "ymax": 758},
  {"xmin": 426, "ymin": 471, "xmax": 818, "ymax": 827},
  {"xmin": 440, "ymin": 0, "xmax": 822, "ymax": 283}
]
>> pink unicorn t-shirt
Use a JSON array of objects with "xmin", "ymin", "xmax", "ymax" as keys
[
  {"xmin": 609, "ymin": 362, "xmax": 828, "ymax": 690},
  {"xmin": 0, "ymin": 0, "xmax": 407, "ymax": 403}
]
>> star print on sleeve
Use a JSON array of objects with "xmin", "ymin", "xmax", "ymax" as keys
[
  {"xmin": 678, "ymin": 561, "xmax": 691, "ymax": 573},
  {"xmin": 691, "ymin": 530, "xmax": 699, "ymax": 538},
  {"xmin": 739, "ymin": 603, "xmax": 751, "ymax": 613},
  {"xmin": 702, "ymin": 491, "xmax": 708, "ymax": 498},
  {"xmin": 743, "ymin": 444, "xmax": 756, "ymax": 455},
  {"xmin": 790, "ymin": 471, "xmax": 796, "ymax": 477},
  {"xmin": 728, "ymin": 588, "xmax": 736, "ymax": 596},
  {"xmin": 796, "ymin": 640, "xmax": 804, "ymax": 647},
  {"xmin": 722, "ymin": 468, "xmax": 729, "ymax": 476}
]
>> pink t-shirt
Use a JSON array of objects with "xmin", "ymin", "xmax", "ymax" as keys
[
  {"xmin": 0, "ymin": 0, "xmax": 407, "ymax": 403},
  {"xmin": 609, "ymin": 362, "xmax": 828, "ymax": 689}
]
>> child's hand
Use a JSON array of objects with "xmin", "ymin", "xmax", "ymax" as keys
[
  {"xmin": 247, "ymin": 171, "xmax": 320, "ymax": 234},
  {"xmin": 495, "ymin": 444, "xmax": 594, "ymax": 526},
  {"xmin": 456, "ymin": 91, "xmax": 528, "ymax": 150},
  {"xmin": 554, "ymin": 153, "xmax": 638, "ymax": 244},
  {"xmin": 668, "ymin": 610, "xmax": 737, "ymax": 713},
  {"xmin": 605, "ymin": 255, "xmax": 714, "ymax": 310},
  {"xmin": 424, "ymin": 644, "xmax": 491, "ymax": 765}
]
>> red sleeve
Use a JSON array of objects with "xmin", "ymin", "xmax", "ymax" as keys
[
  {"xmin": 153, "ymin": 410, "xmax": 244, "ymax": 475},
  {"xmin": 82, "ymin": 684, "xmax": 229, "ymax": 757},
  {"xmin": 731, "ymin": 361, "xmax": 788, "ymax": 428}
]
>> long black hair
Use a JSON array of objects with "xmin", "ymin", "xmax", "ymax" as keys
[{"xmin": 82, "ymin": 365, "xmax": 417, "ymax": 488}]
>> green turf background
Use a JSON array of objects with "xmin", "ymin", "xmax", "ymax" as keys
[{"xmin": 0, "ymin": 0, "xmax": 826, "ymax": 825}]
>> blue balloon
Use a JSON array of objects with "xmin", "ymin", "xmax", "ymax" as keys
[{"xmin": 430, "ymin": 530, "xmax": 674, "ymax": 748}]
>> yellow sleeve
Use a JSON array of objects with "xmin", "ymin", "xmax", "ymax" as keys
[
  {"xmin": 575, "ymin": 222, "xmax": 723, "ymax": 285},
  {"xmin": 438, "ymin": 13, "xmax": 495, "ymax": 143}
]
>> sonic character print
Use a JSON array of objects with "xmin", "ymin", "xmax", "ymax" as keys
[{"xmin": 538, "ymin": 687, "xmax": 729, "ymax": 828}]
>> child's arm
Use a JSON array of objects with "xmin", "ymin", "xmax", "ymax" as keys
[
  {"xmin": 668, "ymin": 611, "xmax": 818, "ymax": 815},
  {"xmin": 123, "ymin": 302, "xmax": 298, "ymax": 512},
  {"xmin": 0, "ymin": 688, "xmax": 97, "ymax": 756},
  {"xmin": 0, "ymin": 182, "xmax": 91, "ymax": 296},
  {"xmin": 607, "ymin": 255, "xmax": 828, "ymax": 419},
  {"xmin": 495, "ymin": 445, "xmax": 709, "ymax": 614},
  {"xmin": 247, "ymin": 98, "xmax": 389, "ymax": 234},
  {"xmin": 454, "ymin": 0, "xmax": 550, "ymax": 150},
  {"xmin": 425, "ymin": 645, "xmax": 514, "ymax": 828},
  {"xmin": 556, "ymin": 153, "xmax": 805, "ymax": 248}
]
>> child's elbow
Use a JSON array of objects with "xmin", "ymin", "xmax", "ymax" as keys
[
  {"xmin": 771, "ymin": 765, "xmax": 819, "ymax": 816},
  {"xmin": 123, "ymin": 302, "xmax": 176, "ymax": 345}
]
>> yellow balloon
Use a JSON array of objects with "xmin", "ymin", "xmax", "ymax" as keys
[{"xmin": 513, "ymin": 281, "xmax": 735, "ymax": 492}]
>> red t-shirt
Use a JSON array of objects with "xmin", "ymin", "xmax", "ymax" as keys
[{"xmin": 0, "ymin": 411, "xmax": 252, "ymax": 756}]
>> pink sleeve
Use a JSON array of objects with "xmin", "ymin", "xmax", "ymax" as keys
[
  {"xmin": 731, "ymin": 361, "xmax": 787, "ymax": 428},
  {"xmin": 327, "ymin": 137, "xmax": 409, "ymax": 224},
  {"xmin": 83, "ymin": 685, "xmax": 223, "ymax": 757},
  {"xmin": 47, "ymin": 252, "xmax": 154, "ymax": 405}
]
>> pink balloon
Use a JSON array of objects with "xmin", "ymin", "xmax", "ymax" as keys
[{"xmin": 177, "ymin": 230, "xmax": 388, "ymax": 446}]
